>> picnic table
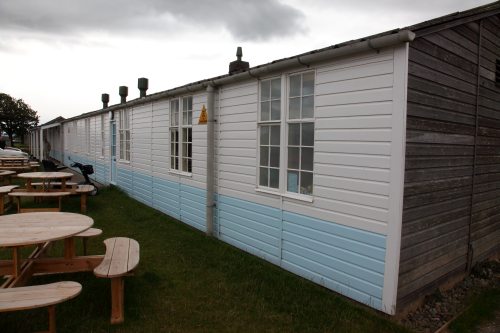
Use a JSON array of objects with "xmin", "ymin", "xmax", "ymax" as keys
[
  {"xmin": 17, "ymin": 171, "xmax": 75, "ymax": 191},
  {"xmin": 0, "ymin": 212, "xmax": 140, "ymax": 324},
  {"xmin": 0, "ymin": 170, "xmax": 15, "ymax": 185}
]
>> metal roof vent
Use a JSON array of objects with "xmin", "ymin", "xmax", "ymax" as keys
[
  {"xmin": 229, "ymin": 46, "xmax": 249, "ymax": 74},
  {"xmin": 119, "ymin": 86, "xmax": 128, "ymax": 104},
  {"xmin": 138, "ymin": 78, "xmax": 148, "ymax": 98},
  {"xmin": 101, "ymin": 93, "xmax": 109, "ymax": 109}
]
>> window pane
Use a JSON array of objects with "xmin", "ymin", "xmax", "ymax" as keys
[
  {"xmin": 303, "ymin": 72, "xmax": 314, "ymax": 96},
  {"xmin": 271, "ymin": 78, "xmax": 281, "ymax": 99},
  {"xmin": 261, "ymin": 101, "xmax": 270, "ymax": 121},
  {"xmin": 260, "ymin": 126, "xmax": 269, "ymax": 145},
  {"xmin": 301, "ymin": 147, "xmax": 314, "ymax": 171},
  {"xmin": 300, "ymin": 171, "xmax": 313, "ymax": 195},
  {"xmin": 302, "ymin": 123, "xmax": 314, "ymax": 146},
  {"xmin": 271, "ymin": 100, "xmax": 281, "ymax": 120},
  {"xmin": 288, "ymin": 123, "xmax": 300, "ymax": 146},
  {"xmin": 188, "ymin": 111, "xmax": 192, "ymax": 125},
  {"xmin": 183, "ymin": 112, "xmax": 188, "ymax": 125},
  {"xmin": 188, "ymin": 98, "xmax": 193, "ymax": 111},
  {"xmin": 188, "ymin": 128, "xmax": 192, "ymax": 142},
  {"xmin": 270, "ymin": 147, "xmax": 280, "ymax": 167},
  {"xmin": 182, "ymin": 128, "xmax": 188, "ymax": 142},
  {"xmin": 260, "ymin": 146, "xmax": 269, "ymax": 166},
  {"xmin": 270, "ymin": 168, "xmax": 279, "ymax": 188},
  {"xmin": 289, "ymin": 97, "xmax": 300, "ymax": 119},
  {"xmin": 288, "ymin": 147, "xmax": 300, "ymax": 169},
  {"xmin": 270, "ymin": 126, "xmax": 280, "ymax": 145},
  {"xmin": 182, "ymin": 143, "xmax": 188, "ymax": 156},
  {"xmin": 290, "ymin": 75, "xmax": 301, "ymax": 97},
  {"xmin": 302, "ymin": 96, "xmax": 314, "ymax": 119},
  {"xmin": 287, "ymin": 171, "xmax": 299, "ymax": 193},
  {"xmin": 259, "ymin": 167, "xmax": 268, "ymax": 186},
  {"xmin": 261, "ymin": 80, "xmax": 270, "ymax": 100}
]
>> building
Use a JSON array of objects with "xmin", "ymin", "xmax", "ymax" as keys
[{"xmin": 31, "ymin": 2, "xmax": 500, "ymax": 314}]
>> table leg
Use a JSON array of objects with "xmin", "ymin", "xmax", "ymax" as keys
[
  {"xmin": 64, "ymin": 238, "xmax": 76, "ymax": 259},
  {"xmin": 110, "ymin": 277, "xmax": 125, "ymax": 324},
  {"xmin": 0, "ymin": 194, "xmax": 4, "ymax": 215},
  {"xmin": 12, "ymin": 247, "xmax": 21, "ymax": 277},
  {"xmin": 80, "ymin": 193, "xmax": 87, "ymax": 213}
]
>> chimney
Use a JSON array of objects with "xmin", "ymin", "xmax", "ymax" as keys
[
  {"xmin": 119, "ymin": 86, "xmax": 128, "ymax": 104},
  {"xmin": 138, "ymin": 78, "xmax": 148, "ymax": 98},
  {"xmin": 101, "ymin": 93, "xmax": 109, "ymax": 109},
  {"xmin": 229, "ymin": 46, "xmax": 249, "ymax": 74}
]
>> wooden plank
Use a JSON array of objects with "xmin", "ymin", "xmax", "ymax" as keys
[
  {"xmin": 404, "ymin": 176, "xmax": 472, "ymax": 196},
  {"xmin": 422, "ymin": 33, "xmax": 478, "ymax": 64},
  {"xmin": 406, "ymin": 130, "xmax": 474, "ymax": 145},
  {"xmin": 93, "ymin": 238, "xmax": 116, "ymax": 277},
  {"xmin": 403, "ymin": 186, "xmax": 471, "ymax": 209},
  {"xmin": 406, "ymin": 117, "xmax": 475, "ymax": 135},
  {"xmin": 406, "ymin": 143, "xmax": 474, "ymax": 156},
  {"xmin": 409, "ymin": 38, "xmax": 477, "ymax": 74},
  {"xmin": 407, "ymin": 103, "xmax": 475, "ymax": 126},
  {"xmin": 407, "ymin": 90, "xmax": 475, "ymax": 115},
  {"xmin": 405, "ymin": 156, "xmax": 473, "ymax": 169},
  {"xmin": 408, "ymin": 75, "xmax": 476, "ymax": 105},
  {"xmin": 403, "ymin": 196, "xmax": 472, "ymax": 223},
  {"xmin": 409, "ymin": 61, "xmax": 477, "ymax": 94},
  {"xmin": 0, "ymin": 281, "xmax": 81, "ymax": 312},
  {"xmin": 108, "ymin": 238, "xmax": 129, "ymax": 277},
  {"xmin": 404, "ymin": 166, "xmax": 473, "ymax": 182},
  {"xmin": 402, "ymin": 206, "xmax": 471, "ymax": 236}
]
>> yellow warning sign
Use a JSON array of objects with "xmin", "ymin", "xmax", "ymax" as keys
[{"xmin": 198, "ymin": 105, "xmax": 208, "ymax": 124}]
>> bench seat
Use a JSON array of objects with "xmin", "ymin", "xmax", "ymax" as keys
[
  {"xmin": 9, "ymin": 191, "xmax": 71, "ymax": 213},
  {"xmin": 0, "ymin": 281, "xmax": 81, "ymax": 333},
  {"xmin": 0, "ymin": 185, "xmax": 19, "ymax": 214},
  {"xmin": 75, "ymin": 227, "xmax": 103, "ymax": 255},
  {"xmin": 94, "ymin": 237, "xmax": 140, "ymax": 324}
]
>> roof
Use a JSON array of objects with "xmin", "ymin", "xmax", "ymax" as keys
[{"xmin": 61, "ymin": 1, "xmax": 500, "ymax": 123}]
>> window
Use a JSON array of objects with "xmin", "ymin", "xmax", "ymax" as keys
[
  {"xmin": 100, "ymin": 114, "xmax": 105, "ymax": 157},
  {"xmin": 258, "ymin": 71, "xmax": 315, "ymax": 197},
  {"xmin": 259, "ymin": 78, "xmax": 281, "ymax": 188},
  {"xmin": 119, "ymin": 109, "xmax": 130, "ymax": 161},
  {"xmin": 287, "ymin": 72, "xmax": 314, "ymax": 195},
  {"xmin": 170, "ymin": 96, "xmax": 193, "ymax": 173}
]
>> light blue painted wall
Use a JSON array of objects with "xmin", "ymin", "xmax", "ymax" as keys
[{"xmin": 60, "ymin": 162, "xmax": 386, "ymax": 310}]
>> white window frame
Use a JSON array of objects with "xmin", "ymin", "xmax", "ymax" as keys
[
  {"xmin": 118, "ymin": 109, "xmax": 130, "ymax": 161},
  {"xmin": 257, "ymin": 70, "xmax": 315, "ymax": 201},
  {"xmin": 170, "ymin": 96, "xmax": 193, "ymax": 174}
]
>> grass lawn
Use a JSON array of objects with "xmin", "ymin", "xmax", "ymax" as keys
[
  {"xmin": 449, "ymin": 287, "xmax": 500, "ymax": 333},
  {"xmin": 0, "ymin": 186, "xmax": 410, "ymax": 332}
]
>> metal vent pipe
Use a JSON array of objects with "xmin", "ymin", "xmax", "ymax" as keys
[
  {"xmin": 101, "ymin": 93, "xmax": 109, "ymax": 108},
  {"xmin": 119, "ymin": 86, "xmax": 128, "ymax": 104},
  {"xmin": 138, "ymin": 78, "xmax": 148, "ymax": 98}
]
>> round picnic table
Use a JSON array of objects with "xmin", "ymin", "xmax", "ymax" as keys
[
  {"xmin": 0, "ymin": 212, "xmax": 93, "ymax": 247},
  {"xmin": 0, "ymin": 170, "xmax": 15, "ymax": 185},
  {"xmin": 17, "ymin": 171, "xmax": 74, "ymax": 191}
]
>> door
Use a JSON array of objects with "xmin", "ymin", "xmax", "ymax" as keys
[{"xmin": 110, "ymin": 120, "xmax": 117, "ymax": 184}]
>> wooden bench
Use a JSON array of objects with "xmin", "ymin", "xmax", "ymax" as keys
[
  {"xmin": 75, "ymin": 227, "xmax": 103, "ymax": 255},
  {"xmin": 75, "ymin": 185, "xmax": 95, "ymax": 213},
  {"xmin": 94, "ymin": 237, "xmax": 140, "ymax": 324},
  {"xmin": 31, "ymin": 181, "xmax": 78, "ymax": 190},
  {"xmin": 8, "ymin": 190, "xmax": 71, "ymax": 213},
  {"xmin": 0, "ymin": 281, "xmax": 82, "ymax": 333},
  {"xmin": 0, "ymin": 185, "xmax": 19, "ymax": 214}
]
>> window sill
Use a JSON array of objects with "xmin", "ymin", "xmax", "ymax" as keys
[
  {"xmin": 118, "ymin": 160, "xmax": 130, "ymax": 164},
  {"xmin": 169, "ymin": 169, "xmax": 193, "ymax": 178},
  {"xmin": 255, "ymin": 187, "xmax": 313, "ymax": 203}
]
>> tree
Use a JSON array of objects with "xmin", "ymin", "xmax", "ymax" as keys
[{"xmin": 0, "ymin": 93, "xmax": 39, "ymax": 145}]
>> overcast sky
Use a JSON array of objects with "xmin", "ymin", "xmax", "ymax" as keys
[{"xmin": 0, "ymin": 0, "xmax": 494, "ymax": 124}]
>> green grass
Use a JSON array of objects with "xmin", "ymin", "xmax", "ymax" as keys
[
  {"xmin": 0, "ymin": 186, "xmax": 410, "ymax": 333},
  {"xmin": 449, "ymin": 288, "xmax": 500, "ymax": 333}
]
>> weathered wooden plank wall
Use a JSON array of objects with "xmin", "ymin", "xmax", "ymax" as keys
[{"xmin": 399, "ymin": 15, "xmax": 500, "ymax": 307}]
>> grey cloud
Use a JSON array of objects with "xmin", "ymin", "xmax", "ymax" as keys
[{"xmin": 0, "ymin": 0, "xmax": 305, "ymax": 41}]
